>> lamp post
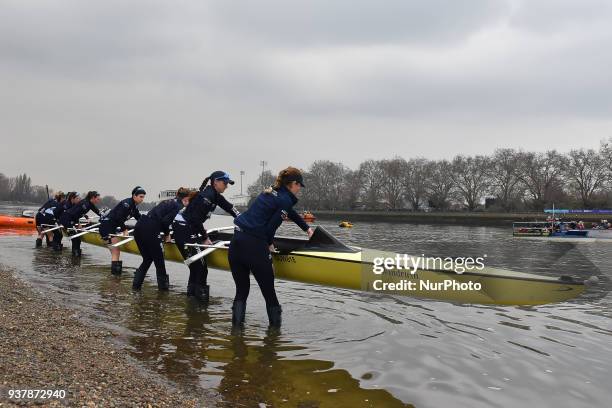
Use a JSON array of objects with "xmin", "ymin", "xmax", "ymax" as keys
[
  {"xmin": 240, "ymin": 170, "xmax": 245, "ymax": 195},
  {"xmin": 260, "ymin": 161, "xmax": 267, "ymax": 189}
]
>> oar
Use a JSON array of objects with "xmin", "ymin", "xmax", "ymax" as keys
[
  {"xmin": 184, "ymin": 241, "xmax": 230, "ymax": 266},
  {"xmin": 208, "ymin": 226, "xmax": 235, "ymax": 233},
  {"xmin": 109, "ymin": 229, "xmax": 135, "ymax": 247},
  {"xmin": 70, "ymin": 223, "xmax": 101, "ymax": 239},
  {"xmin": 112, "ymin": 236, "xmax": 134, "ymax": 248},
  {"xmin": 41, "ymin": 225, "xmax": 62, "ymax": 234},
  {"xmin": 109, "ymin": 229, "xmax": 134, "ymax": 238}
]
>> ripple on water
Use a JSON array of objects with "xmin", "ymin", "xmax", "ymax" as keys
[{"xmin": 1, "ymin": 212, "xmax": 611, "ymax": 407}]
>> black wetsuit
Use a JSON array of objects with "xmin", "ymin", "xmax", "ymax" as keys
[
  {"xmin": 51, "ymin": 200, "xmax": 73, "ymax": 249},
  {"xmin": 172, "ymin": 185, "xmax": 239, "ymax": 297},
  {"xmin": 133, "ymin": 198, "xmax": 183, "ymax": 289},
  {"xmin": 36, "ymin": 199, "xmax": 60, "ymax": 228},
  {"xmin": 58, "ymin": 200, "xmax": 101, "ymax": 255},
  {"xmin": 229, "ymin": 185, "xmax": 309, "ymax": 322},
  {"xmin": 99, "ymin": 197, "xmax": 141, "ymax": 242}
]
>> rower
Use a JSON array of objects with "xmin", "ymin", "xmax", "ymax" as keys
[
  {"xmin": 132, "ymin": 187, "xmax": 190, "ymax": 291},
  {"xmin": 172, "ymin": 171, "xmax": 239, "ymax": 304},
  {"xmin": 35, "ymin": 191, "xmax": 65, "ymax": 247},
  {"xmin": 51, "ymin": 192, "xmax": 80, "ymax": 251},
  {"xmin": 99, "ymin": 187, "xmax": 146, "ymax": 275},
  {"xmin": 229, "ymin": 167, "xmax": 313, "ymax": 328},
  {"xmin": 58, "ymin": 191, "xmax": 101, "ymax": 257}
]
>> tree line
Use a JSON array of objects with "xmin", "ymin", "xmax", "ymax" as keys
[
  {"xmin": 0, "ymin": 173, "xmax": 159, "ymax": 210},
  {"xmin": 247, "ymin": 140, "xmax": 612, "ymax": 212},
  {"xmin": 0, "ymin": 173, "xmax": 49, "ymax": 203}
]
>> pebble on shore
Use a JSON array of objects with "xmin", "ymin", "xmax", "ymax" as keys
[{"xmin": 0, "ymin": 266, "xmax": 203, "ymax": 407}]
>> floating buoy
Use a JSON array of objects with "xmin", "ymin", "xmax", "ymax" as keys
[{"xmin": 338, "ymin": 221, "xmax": 353, "ymax": 228}]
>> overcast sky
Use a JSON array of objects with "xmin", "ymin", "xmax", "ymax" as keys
[{"xmin": 1, "ymin": 0, "xmax": 611, "ymax": 197}]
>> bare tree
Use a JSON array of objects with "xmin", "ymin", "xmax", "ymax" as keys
[
  {"xmin": 600, "ymin": 138, "xmax": 612, "ymax": 175},
  {"xmin": 302, "ymin": 161, "xmax": 347, "ymax": 210},
  {"xmin": 358, "ymin": 160, "xmax": 383, "ymax": 209},
  {"xmin": 100, "ymin": 195, "xmax": 119, "ymax": 210},
  {"xmin": 488, "ymin": 148, "xmax": 524, "ymax": 211},
  {"xmin": 247, "ymin": 170, "xmax": 275, "ymax": 198},
  {"xmin": 426, "ymin": 160, "xmax": 455, "ymax": 211},
  {"xmin": 451, "ymin": 155, "xmax": 491, "ymax": 211},
  {"xmin": 516, "ymin": 150, "xmax": 567, "ymax": 210},
  {"xmin": 340, "ymin": 170, "xmax": 363, "ymax": 210},
  {"xmin": 0, "ymin": 173, "xmax": 9, "ymax": 201},
  {"xmin": 378, "ymin": 157, "xmax": 406, "ymax": 210},
  {"xmin": 564, "ymin": 149, "xmax": 608, "ymax": 208},
  {"xmin": 402, "ymin": 158, "xmax": 430, "ymax": 210},
  {"xmin": 10, "ymin": 174, "xmax": 32, "ymax": 202}
]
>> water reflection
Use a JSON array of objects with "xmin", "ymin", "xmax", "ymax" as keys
[{"xmin": 1, "ymin": 212, "xmax": 611, "ymax": 407}]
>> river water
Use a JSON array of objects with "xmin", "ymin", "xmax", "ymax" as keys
[{"xmin": 0, "ymin": 204, "xmax": 611, "ymax": 407}]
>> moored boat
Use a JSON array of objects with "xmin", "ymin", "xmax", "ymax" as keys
[
  {"xmin": 0, "ymin": 214, "xmax": 37, "ymax": 229},
  {"xmin": 77, "ymin": 226, "xmax": 586, "ymax": 306},
  {"xmin": 512, "ymin": 222, "xmax": 551, "ymax": 237}
]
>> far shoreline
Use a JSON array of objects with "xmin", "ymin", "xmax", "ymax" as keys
[{"xmin": 309, "ymin": 210, "xmax": 609, "ymax": 227}]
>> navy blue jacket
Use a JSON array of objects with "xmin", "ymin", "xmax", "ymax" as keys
[
  {"xmin": 102, "ymin": 197, "xmax": 141, "ymax": 230},
  {"xmin": 54, "ymin": 200, "xmax": 73, "ymax": 219},
  {"xmin": 181, "ymin": 185, "xmax": 239, "ymax": 238},
  {"xmin": 61, "ymin": 199, "xmax": 101, "ymax": 225},
  {"xmin": 234, "ymin": 185, "xmax": 309, "ymax": 244},
  {"xmin": 145, "ymin": 198, "xmax": 183, "ymax": 234},
  {"xmin": 38, "ymin": 199, "xmax": 59, "ymax": 216}
]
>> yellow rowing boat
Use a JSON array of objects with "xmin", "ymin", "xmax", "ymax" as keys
[{"xmin": 79, "ymin": 227, "xmax": 585, "ymax": 306}]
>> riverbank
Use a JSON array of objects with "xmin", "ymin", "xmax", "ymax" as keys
[
  {"xmin": 313, "ymin": 210, "xmax": 609, "ymax": 226},
  {"xmin": 0, "ymin": 266, "xmax": 205, "ymax": 407}
]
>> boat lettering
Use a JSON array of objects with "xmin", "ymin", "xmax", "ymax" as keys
[{"xmin": 275, "ymin": 255, "xmax": 296, "ymax": 263}]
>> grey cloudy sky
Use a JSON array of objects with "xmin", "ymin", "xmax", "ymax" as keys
[{"xmin": 1, "ymin": 0, "xmax": 611, "ymax": 197}]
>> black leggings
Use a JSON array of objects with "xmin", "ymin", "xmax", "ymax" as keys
[
  {"xmin": 56, "ymin": 215, "xmax": 79, "ymax": 251},
  {"xmin": 99, "ymin": 220, "xmax": 120, "ymax": 242},
  {"xmin": 134, "ymin": 217, "xmax": 167, "ymax": 279},
  {"xmin": 172, "ymin": 221, "xmax": 209, "ymax": 288},
  {"xmin": 228, "ymin": 231, "xmax": 279, "ymax": 307}
]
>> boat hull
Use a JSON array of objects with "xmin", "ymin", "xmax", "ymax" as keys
[
  {"xmin": 0, "ymin": 215, "xmax": 37, "ymax": 229},
  {"xmin": 79, "ymin": 230, "xmax": 585, "ymax": 306}
]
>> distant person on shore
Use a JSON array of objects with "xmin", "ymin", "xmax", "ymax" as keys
[
  {"xmin": 58, "ymin": 191, "xmax": 101, "ymax": 257},
  {"xmin": 132, "ymin": 187, "xmax": 190, "ymax": 291},
  {"xmin": 98, "ymin": 187, "xmax": 146, "ymax": 275},
  {"xmin": 229, "ymin": 167, "xmax": 314, "ymax": 329},
  {"xmin": 173, "ymin": 171, "xmax": 239, "ymax": 305},
  {"xmin": 35, "ymin": 191, "xmax": 65, "ymax": 248}
]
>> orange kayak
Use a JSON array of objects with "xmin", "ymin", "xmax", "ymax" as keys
[{"xmin": 0, "ymin": 214, "xmax": 37, "ymax": 229}]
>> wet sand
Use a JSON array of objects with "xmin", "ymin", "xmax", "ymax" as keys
[{"xmin": 0, "ymin": 266, "xmax": 207, "ymax": 407}]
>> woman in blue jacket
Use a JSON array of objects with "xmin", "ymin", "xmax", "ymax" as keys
[
  {"xmin": 98, "ymin": 186, "xmax": 146, "ymax": 275},
  {"xmin": 229, "ymin": 167, "xmax": 313, "ymax": 328},
  {"xmin": 173, "ymin": 171, "xmax": 239, "ymax": 304},
  {"xmin": 132, "ymin": 187, "xmax": 190, "ymax": 291}
]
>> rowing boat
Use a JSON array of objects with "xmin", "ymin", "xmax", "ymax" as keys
[
  {"xmin": 78, "ymin": 226, "xmax": 585, "ymax": 305},
  {"xmin": 0, "ymin": 214, "xmax": 36, "ymax": 229}
]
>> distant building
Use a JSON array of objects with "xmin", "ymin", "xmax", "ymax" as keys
[
  {"xmin": 159, "ymin": 190, "xmax": 250, "ymax": 207},
  {"xmin": 229, "ymin": 194, "xmax": 250, "ymax": 207},
  {"xmin": 158, "ymin": 190, "xmax": 179, "ymax": 201}
]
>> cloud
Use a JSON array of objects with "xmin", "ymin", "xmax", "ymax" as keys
[{"xmin": 0, "ymin": 0, "xmax": 610, "ymax": 196}]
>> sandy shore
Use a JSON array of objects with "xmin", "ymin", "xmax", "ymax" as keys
[{"xmin": 0, "ymin": 266, "xmax": 206, "ymax": 407}]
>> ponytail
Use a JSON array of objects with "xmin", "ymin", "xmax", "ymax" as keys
[
  {"xmin": 265, "ymin": 166, "xmax": 303, "ymax": 194},
  {"xmin": 54, "ymin": 191, "xmax": 65, "ymax": 201},
  {"xmin": 186, "ymin": 190, "xmax": 199, "ymax": 203},
  {"xmin": 85, "ymin": 191, "xmax": 100, "ymax": 201},
  {"xmin": 176, "ymin": 187, "xmax": 190, "ymax": 199},
  {"xmin": 199, "ymin": 177, "xmax": 211, "ymax": 191}
]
